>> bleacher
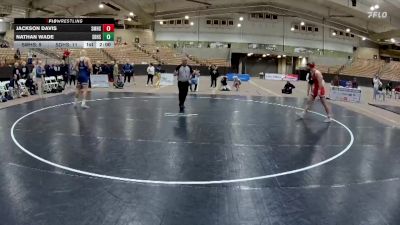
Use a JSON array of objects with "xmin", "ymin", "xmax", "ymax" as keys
[
  {"xmin": 104, "ymin": 46, "xmax": 158, "ymax": 64},
  {"xmin": 380, "ymin": 61, "xmax": 400, "ymax": 82},
  {"xmin": 0, "ymin": 48, "xmax": 28, "ymax": 65},
  {"xmin": 138, "ymin": 44, "xmax": 198, "ymax": 65},
  {"xmin": 340, "ymin": 59, "xmax": 385, "ymax": 78},
  {"xmin": 49, "ymin": 48, "xmax": 109, "ymax": 63},
  {"xmin": 318, "ymin": 65, "xmax": 342, "ymax": 74}
]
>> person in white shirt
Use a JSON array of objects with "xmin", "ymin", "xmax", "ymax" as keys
[
  {"xmin": 146, "ymin": 63, "xmax": 155, "ymax": 87},
  {"xmin": 373, "ymin": 75, "xmax": 383, "ymax": 101}
]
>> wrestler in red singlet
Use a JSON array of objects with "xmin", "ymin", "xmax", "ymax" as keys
[
  {"xmin": 312, "ymin": 70, "xmax": 325, "ymax": 98},
  {"xmin": 296, "ymin": 62, "xmax": 332, "ymax": 122}
]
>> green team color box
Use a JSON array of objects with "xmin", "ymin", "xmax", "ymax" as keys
[{"xmin": 103, "ymin": 32, "xmax": 114, "ymax": 41}]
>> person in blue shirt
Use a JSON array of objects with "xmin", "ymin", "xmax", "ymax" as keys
[
  {"xmin": 35, "ymin": 60, "xmax": 46, "ymax": 98},
  {"xmin": 122, "ymin": 60, "xmax": 134, "ymax": 84},
  {"xmin": 73, "ymin": 50, "xmax": 92, "ymax": 109}
]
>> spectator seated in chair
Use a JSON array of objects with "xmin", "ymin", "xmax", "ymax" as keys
[
  {"xmin": 25, "ymin": 75, "xmax": 36, "ymax": 95},
  {"xmin": 282, "ymin": 81, "xmax": 295, "ymax": 94}
]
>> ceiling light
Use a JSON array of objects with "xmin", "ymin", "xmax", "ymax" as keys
[
  {"xmin": 299, "ymin": 56, "xmax": 303, "ymax": 58},
  {"xmin": 362, "ymin": 37, "xmax": 366, "ymax": 41},
  {"xmin": 99, "ymin": 3, "xmax": 104, "ymax": 8},
  {"xmin": 291, "ymin": 27, "xmax": 295, "ymax": 31},
  {"xmin": 0, "ymin": 18, "xmax": 3, "ymax": 22},
  {"xmin": 374, "ymin": 4, "xmax": 379, "ymax": 9},
  {"xmin": 129, "ymin": 12, "xmax": 134, "ymax": 16},
  {"xmin": 247, "ymin": 53, "xmax": 253, "ymax": 56},
  {"xmin": 346, "ymin": 28, "xmax": 351, "ymax": 33},
  {"xmin": 237, "ymin": 23, "xmax": 241, "ymax": 27},
  {"xmin": 390, "ymin": 38, "xmax": 396, "ymax": 43},
  {"xmin": 185, "ymin": 15, "xmax": 189, "ymax": 19},
  {"xmin": 370, "ymin": 6, "xmax": 375, "ymax": 10},
  {"xmin": 190, "ymin": 21, "xmax": 194, "ymax": 26},
  {"xmin": 277, "ymin": 55, "xmax": 282, "ymax": 58},
  {"xmin": 239, "ymin": 16, "xmax": 244, "ymax": 21},
  {"xmin": 300, "ymin": 21, "xmax": 305, "ymax": 26},
  {"xmin": 332, "ymin": 32, "xmax": 337, "ymax": 36},
  {"xmin": 127, "ymin": 17, "xmax": 132, "ymax": 21},
  {"xmin": 266, "ymin": 54, "xmax": 270, "ymax": 56},
  {"xmin": 262, "ymin": 54, "xmax": 267, "ymax": 57},
  {"xmin": 283, "ymin": 55, "xmax": 286, "ymax": 57},
  {"xmin": 160, "ymin": 21, "xmax": 163, "ymax": 25}
]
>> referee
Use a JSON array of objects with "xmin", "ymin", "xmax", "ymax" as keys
[{"xmin": 175, "ymin": 58, "xmax": 193, "ymax": 112}]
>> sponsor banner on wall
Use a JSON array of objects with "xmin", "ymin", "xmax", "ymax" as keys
[
  {"xmin": 160, "ymin": 73, "xmax": 175, "ymax": 86},
  {"xmin": 264, "ymin": 73, "xmax": 298, "ymax": 81},
  {"xmin": 329, "ymin": 86, "xmax": 361, "ymax": 103},
  {"xmin": 91, "ymin": 74, "xmax": 109, "ymax": 88}
]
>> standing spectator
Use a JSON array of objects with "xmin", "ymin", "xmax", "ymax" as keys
[
  {"xmin": 331, "ymin": 75, "xmax": 339, "ymax": 87},
  {"xmin": 48, "ymin": 64, "xmax": 56, "ymax": 77},
  {"xmin": 27, "ymin": 51, "xmax": 33, "ymax": 64},
  {"xmin": 101, "ymin": 61, "xmax": 110, "ymax": 84},
  {"xmin": 54, "ymin": 63, "xmax": 61, "ymax": 76},
  {"xmin": 373, "ymin": 75, "xmax": 382, "ymax": 101},
  {"xmin": 146, "ymin": 63, "xmax": 155, "ymax": 87},
  {"xmin": 20, "ymin": 61, "xmax": 29, "ymax": 79},
  {"xmin": 62, "ymin": 49, "xmax": 70, "ymax": 62},
  {"xmin": 69, "ymin": 60, "xmax": 77, "ymax": 86},
  {"xmin": 108, "ymin": 61, "xmax": 115, "ymax": 83},
  {"xmin": 13, "ymin": 62, "xmax": 21, "ymax": 80},
  {"xmin": 113, "ymin": 61, "xmax": 120, "ymax": 85},
  {"xmin": 306, "ymin": 72, "xmax": 314, "ymax": 96},
  {"xmin": 351, "ymin": 78, "xmax": 358, "ymax": 89},
  {"xmin": 385, "ymin": 81, "xmax": 393, "ymax": 97},
  {"xmin": 14, "ymin": 48, "xmax": 21, "ymax": 60},
  {"xmin": 35, "ymin": 61, "xmax": 46, "ymax": 97},
  {"xmin": 60, "ymin": 60, "xmax": 69, "ymax": 88},
  {"xmin": 122, "ymin": 60, "xmax": 134, "ymax": 84},
  {"xmin": 175, "ymin": 58, "xmax": 193, "ymax": 112},
  {"xmin": 155, "ymin": 64, "xmax": 162, "ymax": 88},
  {"xmin": 209, "ymin": 64, "xmax": 219, "ymax": 88}
]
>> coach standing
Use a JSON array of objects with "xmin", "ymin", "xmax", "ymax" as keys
[{"xmin": 175, "ymin": 58, "xmax": 193, "ymax": 112}]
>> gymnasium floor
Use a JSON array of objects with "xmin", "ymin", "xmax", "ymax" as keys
[{"xmin": 1, "ymin": 77, "xmax": 400, "ymax": 225}]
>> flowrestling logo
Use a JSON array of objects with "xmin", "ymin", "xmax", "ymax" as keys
[{"xmin": 368, "ymin": 11, "xmax": 388, "ymax": 19}]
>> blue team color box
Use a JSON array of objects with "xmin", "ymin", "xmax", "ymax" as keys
[{"xmin": 226, "ymin": 73, "xmax": 251, "ymax": 81}]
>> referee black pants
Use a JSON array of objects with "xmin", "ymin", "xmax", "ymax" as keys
[{"xmin": 178, "ymin": 81, "xmax": 190, "ymax": 107}]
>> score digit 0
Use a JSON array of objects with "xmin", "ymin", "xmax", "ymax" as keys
[
  {"xmin": 103, "ymin": 32, "xmax": 114, "ymax": 41},
  {"xmin": 102, "ymin": 24, "xmax": 114, "ymax": 32}
]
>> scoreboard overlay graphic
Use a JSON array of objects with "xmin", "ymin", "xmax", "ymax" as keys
[{"xmin": 14, "ymin": 18, "xmax": 115, "ymax": 49}]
